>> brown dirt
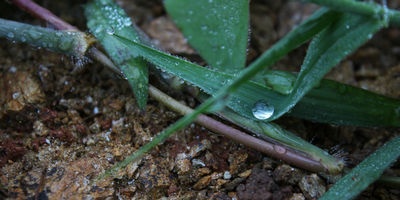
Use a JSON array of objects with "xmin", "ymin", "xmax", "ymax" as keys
[{"xmin": 1, "ymin": 0, "xmax": 399, "ymax": 199}]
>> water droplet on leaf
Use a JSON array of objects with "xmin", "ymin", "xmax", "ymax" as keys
[
  {"xmin": 252, "ymin": 100, "xmax": 274, "ymax": 120},
  {"xmin": 106, "ymin": 28, "xmax": 115, "ymax": 35},
  {"xmin": 7, "ymin": 32, "xmax": 14, "ymax": 39}
]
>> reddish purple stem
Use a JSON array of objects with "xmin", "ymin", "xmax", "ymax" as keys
[{"xmin": 11, "ymin": 0, "xmax": 77, "ymax": 31}]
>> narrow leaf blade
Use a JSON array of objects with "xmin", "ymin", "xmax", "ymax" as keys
[
  {"xmin": 269, "ymin": 13, "xmax": 386, "ymax": 120},
  {"xmin": 85, "ymin": 0, "xmax": 148, "ymax": 108},
  {"xmin": 320, "ymin": 136, "xmax": 400, "ymax": 199}
]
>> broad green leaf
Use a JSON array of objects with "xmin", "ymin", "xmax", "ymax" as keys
[
  {"xmin": 320, "ymin": 136, "xmax": 400, "ymax": 199},
  {"xmin": 164, "ymin": 0, "xmax": 249, "ymax": 72},
  {"xmin": 85, "ymin": 0, "xmax": 148, "ymax": 109},
  {"xmin": 268, "ymin": 13, "xmax": 386, "ymax": 120},
  {"xmin": 113, "ymin": 35, "xmax": 400, "ymax": 127}
]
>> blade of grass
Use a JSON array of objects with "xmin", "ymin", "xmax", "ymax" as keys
[
  {"xmin": 94, "ymin": 84, "xmax": 237, "ymax": 180},
  {"xmin": 267, "ymin": 12, "xmax": 387, "ymax": 121},
  {"xmin": 111, "ymin": 34, "xmax": 400, "ymax": 127},
  {"xmin": 84, "ymin": 0, "xmax": 149, "ymax": 109},
  {"xmin": 247, "ymin": 8, "xmax": 338, "ymax": 71},
  {"xmin": 103, "ymin": 7, "xmax": 334, "ymax": 118},
  {"xmin": 320, "ymin": 136, "xmax": 400, "ymax": 200},
  {"xmin": 164, "ymin": 0, "xmax": 249, "ymax": 72}
]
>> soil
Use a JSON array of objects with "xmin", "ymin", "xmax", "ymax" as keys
[{"xmin": 1, "ymin": 0, "xmax": 399, "ymax": 199}]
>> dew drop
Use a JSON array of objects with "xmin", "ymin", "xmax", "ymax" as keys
[
  {"xmin": 94, "ymin": 27, "xmax": 103, "ymax": 34},
  {"xmin": 106, "ymin": 28, "xmax": 115, "ymax": 35},
  {"xmin": 7, "ymin": 32, "xmax": 14, "ymax": 39},
  {"xmin": 201, "ymin": 25, "xmax": 208, "ymax": 31},
  {"xmin": 58, "ymin": 37, "xmax": 73, "ymax": 51},
  {"xmin": 28, "ymin": 31, "xmax": 42, "ymax": 40},
  {"xmin": 252, "ymin": 100, "xmax": 274, "ymax": 120},
  {"xmin": 55, "ymin": 31, "xmax": 63, "ymax": 37},
  {"xmin": 12, "ymin": 92, "xmax": 20, "ymax": 99},
  {"xmin": 123, "ymin": 18, "xmax": 132, "ymax": 27}
]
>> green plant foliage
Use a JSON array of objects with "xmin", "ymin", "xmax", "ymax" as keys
[
  {"xmin": 112, "ymin": 35, "xmax": 400, "ymax": 127},
  {"xmin": 83, "ymin": 1, "xmax": 400, "ymax": 194},
  {"xmin": 320, "ymin": 136, "xmax": 400, "ymax": 200},
  {"xmin": 85, "ymin": 0, "xmax": 148, "ymax": 109},
  {"xmin": 164, "ymin": 0, "xmax": 249, "ymax": 72},
  {"xmin": 268, "ymin": 12, "xmax": 386, "ymax": 121}
]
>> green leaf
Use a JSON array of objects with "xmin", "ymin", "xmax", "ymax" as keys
[
  {"xmin": 320, "ymin": 136, "xmax": 400, "ymax": 200},
  {"xmin": 268, "ymin": 13, "xmax": 386, "ymax": 120},
  {"xmin": 84, "ymin": 0, "xmax": 148, "ymax": 109},
  {"xmin": 291, "ymin": 78, "xmax": 400, "ymax": 126},
  {"xmin": 113, "ymin": 35, "xmax": 400, "ymax": 127},
  {"xmin": 164, "ymin": 0, "xmax": 249, "ymax": 71}
]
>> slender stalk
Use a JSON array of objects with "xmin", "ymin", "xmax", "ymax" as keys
[{"xmin": 11, "ymin": 0, "xmax": 77, "ymax": 30}]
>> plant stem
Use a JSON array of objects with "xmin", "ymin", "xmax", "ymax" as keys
[{"xmin": 11, "ymin": 0, "xmax": 77, "ymax": 31}]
